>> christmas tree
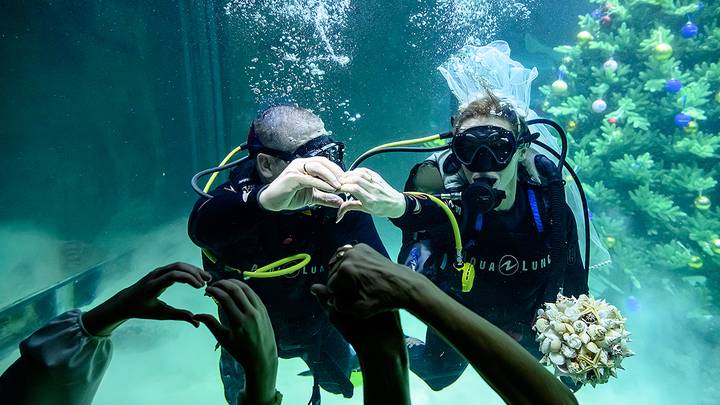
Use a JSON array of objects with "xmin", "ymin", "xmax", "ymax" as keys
[{"xmin": 537, "ymin": 0, "xmax": 720, "ymax": 319}]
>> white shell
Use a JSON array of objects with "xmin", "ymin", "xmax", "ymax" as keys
[
  {"xmin": 587, "ymin": 341, "xmax": 600, "ymax": 354},
  {"xmin": 546, "ymin": 309, "xmax": 561, "ymax": 321},
  {"xmin": 604, "ymin": 330, "xmax": 622, "ymax": 347},
  {"xmin": 573, "ymin": 320, "xmax": 586, "ymax": 333},
  {"xmin": 541, "ymin": 338, "xmax": 551, "ymax": 354},
  {"xmin": 549, "ymin": 352, "xmax": 566, "ymax": 365},
  {"xmin": 535, "ymin": 318, "xmax": 549, "ymax": 333},
  {"xmin": 565, "ymin": 307, "xmax": 580, "ymax": 319},
  {"xmin": 567, "ymin": 334, "xmax": 583, "ymax": 350},
  {"xmin": 562, "ymin": 345, "xmax": 578, "ymax": 359},
  {"xmin": 550, "ymin": 338, "xmax": 562, "ymax": 352},
  {"xmin": 587, "ymin": 325, "xmax": 607, "ymax": 340},
  {"xmin": 600, "ymin": 350, "xmax": 609, "ymax": 365}
]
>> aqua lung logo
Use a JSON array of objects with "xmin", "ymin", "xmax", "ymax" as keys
[
  {"xmin": 241, "ymin": 185, "xmax": 253, "ymax": 203},
  {"xmin": 469, "ymin": 253, "xmax": 552, "ymax": 276},
  {"xmin": 498, "ymin": 255, "xmax": 520, "ymax": 276},
  {"xmin": 283, "ymin": 265, "xmax": 326, "ymax": 278}
]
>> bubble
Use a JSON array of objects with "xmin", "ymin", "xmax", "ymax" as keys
[{"xmin": 407, "ymin": 0, "xmax": 535, "ymax": 59}]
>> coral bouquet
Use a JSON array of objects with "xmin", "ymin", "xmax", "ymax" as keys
[{"xmin": 534, "ymin": 294, "xmax": 634, "ymax": 386}]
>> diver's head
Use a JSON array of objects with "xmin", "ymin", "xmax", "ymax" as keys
[
  {"xmin": 451, "ymin": 92, "xmax": 532, "ymax": 198},
  {"xmin": 247, "ymin": 105, "xmax": 345, "ymax": 183}
]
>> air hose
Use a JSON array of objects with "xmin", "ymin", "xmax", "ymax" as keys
[
  {"xmin": 405, "ymin": 192, "xmax": 475, "ymax": 292},
  {"xmin": 349, "ymin": 132, "xmax": 452, "ymax": 170},
  {"xmin": 349, "ymin": 131, "xmax": 475, "ymax": 291}
]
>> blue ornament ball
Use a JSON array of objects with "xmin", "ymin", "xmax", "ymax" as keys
[
  {"xmin": 665, "ymin": 78, "xmax": 683, "ymax": 93},
  {"xmin": 625, "ymin": 296, "xmax": 640, "ymax": 313},
  {"xmin": 591, "ymin": 8, "xmax": 603, "ymax": 18},
  {"xmin": 681, "ymin": 22, "xmax": 699, "ymax": 39},
  {"xmin": 674, "ymin": 112, "xmax": 692, "ymax": 127}
]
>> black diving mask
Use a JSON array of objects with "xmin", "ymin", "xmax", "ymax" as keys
[
  {"xmin": 452, "ymin": 125, "xmax": 518, "ymax": 172},
  {"xmin": 252, "ymin": 134, "xmax": 346, "ymax": 169}
]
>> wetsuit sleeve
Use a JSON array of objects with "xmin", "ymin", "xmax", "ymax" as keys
[
  {"xmin": 0, "ymin": 310, "xmax": 112, "ymax": 405},
  {"xmin": 562, "ymin": 206, "xmax": 589, "ymax": 297},
  {"xmin": 188, "ymin": 183, "xmax": 266, "ymax": 254},
  {"xmin": 390, "ymin": 194, "xmax": 452, "ymax": 233},
  {"xmin": 336, "ymin": 211, "xmax": 389, "ymax": 258}
]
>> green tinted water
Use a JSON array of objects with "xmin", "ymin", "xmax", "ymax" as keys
[{"xmin": 1, "ymin": 1, "xmax": 718, "ymax": 404}]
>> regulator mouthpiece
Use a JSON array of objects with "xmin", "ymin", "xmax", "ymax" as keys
[{"xmin": 462, "ymin": 178, "xmax": 506, "ymax": 214}]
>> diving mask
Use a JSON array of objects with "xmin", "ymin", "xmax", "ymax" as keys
[
  {"xmin": 452, "ymin": 125, "xmax": 518, "ymax": 172},
  {"xmin": 251, "ymin": 134, "xmax": 345, "ymax": 168}
]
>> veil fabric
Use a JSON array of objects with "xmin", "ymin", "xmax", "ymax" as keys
[{"xmin": 438, "ymin": 40, "xmax": 612, "ymax": 270}]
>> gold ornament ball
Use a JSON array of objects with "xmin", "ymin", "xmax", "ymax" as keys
[
  {"xmin": 605, "ymin": 236, "xmax": 617, "ymax": 249},
  {"xmin": 552, "ymin": 79, "xmax": 568, "ymax": 95},
  {"xmin": 562, "ymin": 56, "xmax": 573, "ymax": 65},
  {"xmin": 711, "ymin": 238, "xmax": 720, "ymax": 255},
  {"xmin": 683, "ymin": 121, "xmax": 698, "ymax": 134},
  {"xmin": 577, "ymin": 31, "xmax": 594, "ymax": 43},
  {"xmin": 688, "ymin": 255, "xmax": 703, "ymax": 269},
  {"xmin": 695, "ymin": 195, "xmax": 711, "ymax": 210},
  {"xmin": 654, "ymin": 43, "xmax": 673, "ymax": 61},
  {"xmin": 542, "ymin": 100, "xmax": 551, "ymax": 110},
  {"xmin": 567, "ymin": 120, "xmax": 577, "ymax": 132}
]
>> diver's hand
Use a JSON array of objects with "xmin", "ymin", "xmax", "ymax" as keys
[
  {"xmin": 194, "ymin": 280, "xmax": 278, "ymax": 385},
  {"xmin": 310, "ymin": 244, "xmax": 419, "ymax": 318},
  {"xmin": 82, "ymin": 262, "xmax": 211, "ymax": 336},
  {"xmin": 336, "ymin": 168, "xmax": 406, "ymax": 222},
  {"xmin": 258, "ymin": 156, "xmax": 345, "ymax": 211}
]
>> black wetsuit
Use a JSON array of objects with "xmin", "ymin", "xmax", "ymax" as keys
[
  {"xmin": 188, "ymin": 160, "xmax": 388, "ymax": 404},
  {"xmin": 392, "ymin": 169, "xmax": 587, "ymax": 391}
]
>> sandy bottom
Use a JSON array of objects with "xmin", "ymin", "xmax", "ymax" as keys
[{"xmin": 1, "ymin": 219, "xmax": 712, "ymax": 405}]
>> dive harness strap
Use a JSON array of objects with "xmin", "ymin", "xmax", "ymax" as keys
[{"xmin": 535, "ymin": 155, "xmax": 569, "ymax": 302}]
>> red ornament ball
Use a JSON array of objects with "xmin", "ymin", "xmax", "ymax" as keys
[
  {"xmin": 601, "ymin": 15, "xmax": 612, "ymax": 26},
  {"xmin": 608, "ymin": 117, "xmax": 618, "ymax": 124}
]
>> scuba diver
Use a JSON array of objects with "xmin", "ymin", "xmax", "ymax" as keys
[
  {"xmin": 338, "ymin": 90, "xmax": 588, "ymax": 391},
  {"xmin": 338, "ymin": 91, "xmax": 588, "ymax": 390},
  {"xmin": 335, "ymin": 40, "xmax": 612, "ymax": 391},
  {"xmin": 188, "ymin": 105, "xmax": 388, "ymax": 404}
]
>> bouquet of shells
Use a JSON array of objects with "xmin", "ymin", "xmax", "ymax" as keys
[{"xmin": 534, "ymin": 294, "xmax": 634, "ymax": 386}]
